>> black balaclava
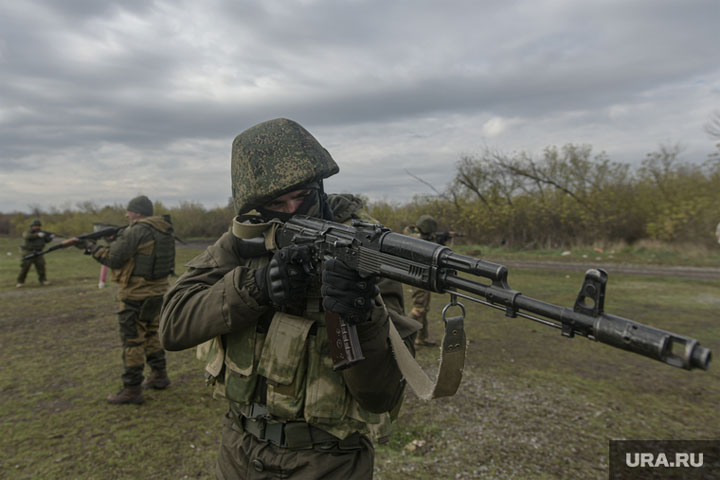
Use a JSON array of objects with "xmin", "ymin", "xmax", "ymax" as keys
[{"xmin": 257, "ymin": 180, "xmax": 334, "ymax": 223}]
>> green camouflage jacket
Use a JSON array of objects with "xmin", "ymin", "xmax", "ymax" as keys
[
  {"xmin": 21, "ymin": 229, "xmax": 53, "ymax": 252},
  {"xmin": 160, "ymin": 194, "xmax": 418, "ymax": 439},
  {"xmin": 91, "ymin": 216, "xmax": 174, "ymax": 301}
]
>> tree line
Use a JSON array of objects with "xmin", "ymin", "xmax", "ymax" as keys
[
  {"xmin": 0, "ymin": 200, "xmax": 236, "ymax": 242},
  {"xmin": 2, "ymin": 143, "xmax": 719, "ymax": 248},
  {"xmin": 368, "ymin": 143, "xmax": 720, "ymax": 248}
]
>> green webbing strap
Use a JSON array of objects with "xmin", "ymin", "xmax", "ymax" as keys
[{"xmin": 385, "ymin": 298, "xmax": 467, "ymax": 400}]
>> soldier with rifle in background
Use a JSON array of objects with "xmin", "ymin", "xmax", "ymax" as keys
[
  {"xmin": 74, "ymin": 195, "xmax": 176, "ymax": 405},
  {"xmin": 403, "ymin": 215, "xmax": 463, "ymax": 346},
  {"xmin": 16, "ymin": 219, "xmax": 54, "ymax": 287},
  {"xmin": 161, "ymin": 118, "xmax": 419, "ymax": 479}
]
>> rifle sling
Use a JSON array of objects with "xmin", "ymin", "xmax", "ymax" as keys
[{"xmin": 384, "ymin": 301, "xmax": 466, "ymax": 400}]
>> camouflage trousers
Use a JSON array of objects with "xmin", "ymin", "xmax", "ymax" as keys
[
  {"xmin": 409, "ymin": 288, "xmax": 432, "ymax": 341},
  {"xmin": 215, "ymin": 412, "xmax": 374, "ymax": 479},
  {"xmin": 117, "ymin": 296, "xmax": 166, "ymax": 386},
  {"xmin": 17, "ymin": 255, "xmax": 46, "ymax": 283}
]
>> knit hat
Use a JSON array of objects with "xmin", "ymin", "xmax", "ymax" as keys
[{"xmin": 127, "ymin": 195, "xmax": 153, "ymax": 216}]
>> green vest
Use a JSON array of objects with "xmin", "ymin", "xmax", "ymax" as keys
[
  {"xmin": 199, "ymin": 219, "xmax": 392, "ymax": 442},
  {"xmin": 22, "ymin": 229, "xmax": 50, "ymax": 252}
]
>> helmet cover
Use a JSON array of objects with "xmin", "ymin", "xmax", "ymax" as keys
[
  {"xmin": 231, "ymin": 118, "xmax": 339, "ymax": 214},
  {"xmin": 416, "ymin": 215, "xmax": 438, "ymax": 234}
]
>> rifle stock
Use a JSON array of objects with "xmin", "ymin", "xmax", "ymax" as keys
[{"xmin": 274, "ymin": 215, "xmax": 712, "ymax": 372}]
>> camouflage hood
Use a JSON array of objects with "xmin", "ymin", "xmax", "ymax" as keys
[
  {"xmin": 136, "ymin": 216, "xmax": 173, "ymax": 234},
  {"xmin": 231, "ymin": 118, "xmax": 339, "ymax": 214}
]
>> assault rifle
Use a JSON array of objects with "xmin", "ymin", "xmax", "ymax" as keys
[
  {"xmin": 274, "ymin": 215, "xmax": 712, "ymax": 372},
  {"xmin": 435, "ymin": 231, "xmax": 464, "ymax": 246},
  {"xmin": 21, "ymin": 226, "xmax": 123, "ymax": 260}
]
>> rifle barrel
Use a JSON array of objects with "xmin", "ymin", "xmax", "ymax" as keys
[{"xmin": 441, "ymin": 272, "xmax": 711, "ymax": 370}]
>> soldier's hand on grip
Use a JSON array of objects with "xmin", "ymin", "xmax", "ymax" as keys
[
  {"xmin": 72, "ymin": 238, "xmax": 95, "ymax": 255},
  {"xmin": 321, "ymin": 258, "xmax": 379, "ymax": 325},
  {"xmin": 254, "ymin": 244, "xmax": 315, "ymax": 306}
]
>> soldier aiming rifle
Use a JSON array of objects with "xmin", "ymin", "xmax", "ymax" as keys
[
  {"xmin": 16, "ymin": 219, "xmax": 56, "ymax": 287},
  {"xmin": 160, "ymin": 119, "xmax": 711, "ymax": 480},
  {"xmin": 73, "ymin": 196, "xmax": 176, "ymax": 405}
]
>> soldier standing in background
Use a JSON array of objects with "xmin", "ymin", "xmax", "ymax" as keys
[
  {"xmin": 160, "ymin": 118, "xmax": 418, "ymax": 479},
  {"xmin": 16, "ymin": 219, "xmax": 54, "ymax": 287},
  {"xmin": 403, "ymin": 215, "xmax": 441, "ymax": 347},
  {"xmin": 75, "ymin": 195, "xmax": 175, "ymax": 405}
]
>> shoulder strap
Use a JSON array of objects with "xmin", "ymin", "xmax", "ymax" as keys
[{"xmin": 381, "ymin": 298, "xmax": 467, "ymax": 400}]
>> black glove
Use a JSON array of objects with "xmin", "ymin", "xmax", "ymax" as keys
[
  {"xmin": 255, "ymin": 244, "xmax": 315, "ymax": 306},
  {"xmin": 321, "ymin": 259, "xmax": 379, "ymax": 324}
]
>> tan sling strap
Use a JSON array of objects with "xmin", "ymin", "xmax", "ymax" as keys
[{"xmin": 385, "ymin": 296, "xmax": 467, "ymax": 400}]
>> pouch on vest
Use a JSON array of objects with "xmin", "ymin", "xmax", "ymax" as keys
[
  {"xmin": 197, "ymin": 336, "xmax": 227, "ymax": 397},
  {"xmin": 197, "ymin": 337, "xmax": 225, "ymax": 378},
  {"xmin": 225, "ymin": 326, "xmax": 266, "ymax": 404},
  {"xmin": 303, "ymin": 326, "xmax": 351, "ymax": 423},
  {"xmin": 257, "ymin": 312, "xmax": 314, "ymax": 419}
]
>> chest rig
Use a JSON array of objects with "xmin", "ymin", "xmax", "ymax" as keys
[{"xmin": 200, "ymin": 217, "xmax": 392, "ymax": 442}]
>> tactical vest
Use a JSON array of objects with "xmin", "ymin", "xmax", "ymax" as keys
[
  {"xmin": 22, "ymin": 231, "xmax": 48, "ymax": 252},
  {"xmin": 199, "ymin": 219, "xmax": 393, "ymax": 442},
  {"xmin": 132, "ymin": 223, "xmax": 175, "ymax": 280}
]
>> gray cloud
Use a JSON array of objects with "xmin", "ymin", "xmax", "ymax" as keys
[{"xmin": 1, "ymin": 0, "xmax": 719, "ymax": 212}]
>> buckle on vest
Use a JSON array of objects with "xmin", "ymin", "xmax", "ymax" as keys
[{"xmin": 230, "ymin": 403, "xmax": 365, "ymax": 452}]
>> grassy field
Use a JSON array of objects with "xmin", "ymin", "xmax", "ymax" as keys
[
  {"xmin": 455, "ymin": 239, "xmax": 720, "ymax": 268},
  {"xmin": 1, "ymin": 235, "xmax": 718, "ymax": 479}
]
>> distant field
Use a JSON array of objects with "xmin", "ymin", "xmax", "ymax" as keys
[
  {"xmin": 457, "ymin": 240, "xmax": 720, "ymax": 268},
  {"xmin": 1, "ymin": 235, "xmax": 718, "ymax": 479}
]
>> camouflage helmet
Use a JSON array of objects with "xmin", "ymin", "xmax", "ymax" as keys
[
  {"xmin": 231, "ymin": 118, "xmax": 339, "ymax": 214},
  {"xmin": 416, "ymin": 215, "xmax": 438, "ymax": 234},
  {"xmin": 31, "ymin": 219, "xmax": 42, "ymax": 227}
]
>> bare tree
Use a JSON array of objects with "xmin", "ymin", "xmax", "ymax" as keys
[
  {"xmin": 705, "ymin": 110, "xmax": 720, "ymax": 139},
  {"xmin": 492, "ymin": 144, "xmax": 604, "ymax": 215},
  {"xmin": 405, "ymin": 169, "xmax": 445, "ymax": 197},
  {"xmin": 453, "ymin": 154, "xmax": 495, "ymax": 212}
]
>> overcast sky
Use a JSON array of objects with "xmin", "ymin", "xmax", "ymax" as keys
[{"xmin": 1, "ymin": 0, "xmax": 719, "ymax": 214}]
